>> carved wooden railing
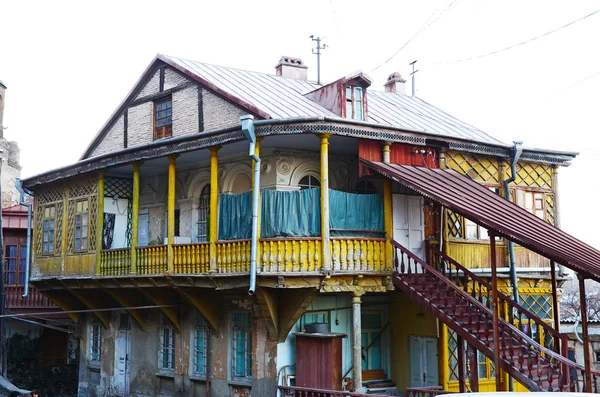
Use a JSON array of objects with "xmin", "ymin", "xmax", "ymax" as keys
[
  {"xmin": 330, "ymin": 237, "xmax": 386, "ymax": 271},
  {"xmin": 173, "ymin": 242, "xmax": 209, "ymax": 273},
  {"xmin": 394, "ymin": 239, "xmax": 600, "ymax": 392},
  {"xmin": 260, "ymin": 237, "xmax": 321, "ymax": 272},
  {"xmin": 100, "ymin": 248, "xmax": 131, "ymax": 276},
  {"xmin": 405, "ymin": 386, "xmax": 450, "ymax": 397},
  {"xmin": 278, "ymin": 386, "xmax": 389, "ymax": 397},
  {"xmin": 136, "ymin": 245, "xmax": 168, "ymax": 274},
  {"xmin": 216, "ymin": 239, "xmax": 251, "ymax": 273},
  {"xmin": 5, "ymin": 285, "xmax": 57, "ymax": 308}
]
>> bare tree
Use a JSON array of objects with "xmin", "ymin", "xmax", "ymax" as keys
[{"xmin": 560, "ymin": 278, "xmax": 600, "ymax": 322}]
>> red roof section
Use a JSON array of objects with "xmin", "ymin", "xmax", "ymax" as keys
[{"xmin": 2, "ymin": 204, "xmax": 29, "ymax": 229}]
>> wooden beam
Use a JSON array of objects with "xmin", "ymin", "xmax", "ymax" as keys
[
  {"xmin": 550, "ymin": 260, "xmax": 561, "ymax": 353},
  {"xmin": 255, "ymin": 287, "xmax": 278, "ymax": 341},
  {"xmin": 69, "ymin": 289, "xmax": 112, "ymax": 330},
  {"xmin": 104, "ymin": 288, "xmax": 147, "ymax": 331},
  {"xmin": 277, "ymin": 288, "xmax": 319, "ymax": 343},
  {"xmin": 178, "ymin": 288, "xmax": 219, "ymax": 333},
  {"xmin": 579, "ymin": 274, "xmax": 593, "ymax": 392},
  {"xmin": 489, "ymin": 232, "xmax": 502, "ymax": 391},
  {"xmin": 43, "ymin": 291, "xmax": 83, "ymax": 323},
  {"xmin": 457, "ymin": 335, "xmax": 466, "ymax": 393},
  {"xmin": 139, "ymin": 287, "xmax": 181, "ymax": 332}
]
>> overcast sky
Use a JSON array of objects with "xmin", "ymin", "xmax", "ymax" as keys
[{"xmin": 2, "ymin": 0, "xmax": 599, "ymax": 248}]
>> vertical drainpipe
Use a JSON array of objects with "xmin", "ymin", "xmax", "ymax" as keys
[
  {"xmin": 241, "ymin": 115, "xmax": 260, "ymax": 295},
  {"xmin": 15, "ymin": 179, "xmax": 32, "ymax": 298}
]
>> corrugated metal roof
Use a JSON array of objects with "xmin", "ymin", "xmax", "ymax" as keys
[
  {"xmin": 363, "ymin": 160, "xmax": 600, "ymax": 283},
  {"xmin": 163, "ymin": 55, "xmax": 505, "ymax": 146}
]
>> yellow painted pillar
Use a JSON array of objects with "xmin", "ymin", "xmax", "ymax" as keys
[
  {"xmin": 439, "ymin": 322, "xmax": 449, "ymax": 390},
  {"xmin": 131, "ymin": 162, "xmax": 142, "ymax": 273},
  {"xmin": 62, "ymin": 185, "xmax": 69, "ymax": 274},
  {"xmin": 319, "ymin": 133, "xmax": 332, "ymax": 271},
  {"xmin": 382, "ymin": 142, "xmax": 393, "ymax": 270},
  {"xmin": 209, "ymin": 146, "xmax": 221, "ymax": 272},
  {"xmin": 167, "ymin": 154, "xmax": 178, "ymax": 273},
  {"xmin": 95, "ymin": 171, "xmax": 105, "ymax": 275}
]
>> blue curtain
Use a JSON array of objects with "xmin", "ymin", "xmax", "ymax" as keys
[
  {"xmin": 329, "ymin": 189, "xmax": 384, "ymax": 236},
  {"xmin": 218, "ymin": 192, "xmax": 253, "ymax": 240},
  {"xmin": 261, "ymin": 188, "xmax": 321, "ymax": 238}
]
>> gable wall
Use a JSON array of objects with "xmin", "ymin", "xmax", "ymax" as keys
[{"xmin": 86, "ymin": 66, "xmax": 250, "ymax": 159}]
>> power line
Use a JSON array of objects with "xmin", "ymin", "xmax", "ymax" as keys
[
  {"xmin": 371, "ymin": 0, "xmax": 460, "ymax": 73},
  {"xmin": 558, "ymin": 69, "xmax": 600, "ymax": 93},
  {"xmin": 0, "ymin": 304, "xmax": 177, "ymax": 319},
  {"xmin": 435, "ymin": 8, "xmax": 600, "ymax": 64}
]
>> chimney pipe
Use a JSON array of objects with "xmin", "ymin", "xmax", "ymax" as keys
[
  {"xmin": 275, "ymin": 56, "xmax": 308, "ymax": 80},
  {"xmin": 384, "ymin": 72, "xmax": 407, "ymax": 95}
]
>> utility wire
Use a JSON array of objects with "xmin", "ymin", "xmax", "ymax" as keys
[
  {"xmin": 371, "ymin": 0, "xmax": 460, "ymax": 72},
  {"xmin": 558, "ymin": 69, "xmax": 600, "ymax": 93},
  {"xmin": 435, "ymin": 8, "xmax": 600, "ymax": 64}
]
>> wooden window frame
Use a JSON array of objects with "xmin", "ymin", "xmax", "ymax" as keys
[
  {"xmin": 4, "ymin": 240, "xmax": 26, "ymax": 286},
  {"xmin": 74, "ymin": 199, "xmax": 90, "ymax": 252},
  {"xmin": 158, "ymin": 316, "xmax": 175, "ymax": 373},
  {"xmin": 230, "ymin": 311, "xmax": 252, "ymax": 382},
  {"xmin": 516, "ymin": 189, "xmax": 547, "ymax": 221},
  {"xmin": 191, "ymin": 313, "xmax": 210, "ymax": 377},
  {"xmin": 298, "ymin": 175, "xmax": 320, "ymax": 190},
  {"xmin": 345, "ymin": 85, "xmax": 365, "ymax": 121},
  {"xmin": 42, "ymin": 205, "xmax": 56, "ymax": 255},
  {"xmin": 89, "ymin": 322, "xmax": 102, "ymax": 363},
  {"xmin": 154, "ymin": 98, "xmax": 173, "ymax": 140}
]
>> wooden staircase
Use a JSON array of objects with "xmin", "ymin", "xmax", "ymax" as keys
[{"xmin": 391, "ymin": 239, "xmax": 600, "ymax": 392}]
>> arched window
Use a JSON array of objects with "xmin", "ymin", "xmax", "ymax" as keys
[
  {"xmin": 355, "ymin": 180, "xmax": 378, "ymax": 194},
  {"xmin": 299, "ymin": 175, "xmax": 320, "ymax": 190},
  {"xmin": 197, "ymin": 184, "xmax": 210, "ymax": 242}
]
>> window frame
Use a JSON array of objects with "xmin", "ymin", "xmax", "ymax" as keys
[
  {"xmin": 42, "ymin": 205, "xmax": 56, "ymax": 255},
  {"xmin": 515, "ymin": 189, "xmax": 547, "ymax": 221},
  {"xmin": 197, "ymin": 184, "xmax": 211, "ymax": 243},
  {"xmin": 230, "ymin": 311, "xmax": 252, "ymax": 382},
  {"xmin": 74, "ymin": 199, "xmax": 90, "ymax": 252},
  {"xmin": 191, "ymin": 313, "xmax": 211, "ymax": 378},
  {"xmin": 154, "ymin": 98, "xmax": 173, "ymax": 140},
  {"xmin": 298, "ymin": 175, "xmax": 320, "ymax": 190},
  {"xmin": 158, "ymin": 316, "xmax": 176, "ymax": 374},
  {"xmin": 345, "ymin": 85, "xmax": 365, "ymax": 121},
  {"xmin": 355, "ymin": 179, "xmax": 378, "ymax": 194},
  {"xmin": 89, "ymin": 322, "xmax": 102, "ymax": 364},
  {"xmin": 4, "ymin": 242, "xmax": 26, "ymax": 286}
]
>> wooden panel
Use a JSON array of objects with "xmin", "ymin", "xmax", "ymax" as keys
[
  {"xmin": 358, "ymin": 139, "xmax": 383, "ymax": 177},
  {"xmin": 390, "ymin": 144, "xmax": 437, "ymax": 168},
  {"xmin": 64, "ymin": 253, "xmax": 96, "ymax": 276},
  {"xmin": 446, "ymin": 241, "xmax": 504, "ymax": 269},
  {"xmin": 295, "ymin": 333, "xmax": 344, "ymax": 390},
  {"xmin": 513, "ymin": 246, "xmax": 550, "ymax": 268}
]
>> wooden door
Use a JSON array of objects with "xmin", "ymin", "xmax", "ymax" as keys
[
  {"xmin": 409, "ymin": 336, "xmax": 439, "ymax": 387},
  {"xmin": 115, "ymin": 329, "xmax": 131, "ymax": 396},
  {"xmin": 393, "ymin": 195, "xmax": 425, "ymax": 269}
]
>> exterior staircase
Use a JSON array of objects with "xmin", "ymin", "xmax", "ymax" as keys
[{"xmin": 391, "ymin": 239, "xmax": 599, "ymax": 392}]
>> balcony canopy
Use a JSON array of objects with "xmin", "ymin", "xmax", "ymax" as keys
[{"xmin": 362, "ymin": 160, "xmax": 600, "ymax": 283}]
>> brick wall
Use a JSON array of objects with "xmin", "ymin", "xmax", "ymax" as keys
[
  {"xmin": 172, "ymin": 86, "xmax": 199, "ymax": 137},
  {"xmin": 202, "ymin": 89, "xmax": 247, "ymax": 131},
  {"xmin": 128, "ymin": 102, "xmax": 153, "ymax": 147},
  {"xmin": 164, "ymin": 68, "xmax": 188, "ymax": 90},
  {"xmin": 135, "ymin": 69, "xmax": 160, "ymax": 100},
  {"xmin": 90, "ymin": 115, "xmax": 124, "ymax": 157}
]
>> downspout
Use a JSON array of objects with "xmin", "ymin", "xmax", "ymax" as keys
[
  {"xmin": 15, "ymin": 179, "xmax": 32, "ymax": 298},
  {"xmin": 241, "ymin": 115, "xmax": 260, "ymax": 295}
]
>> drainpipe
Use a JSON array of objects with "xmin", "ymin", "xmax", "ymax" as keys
[
  {"xmin": 241, "ymin": 115, "xmax": 260, "ymax": 295},
  {"xmin": 15, "ymin": 179, "xmax": 32, "ymax": 298},
  {"xmin": 503, "ymin": 141, "xmax": 522, "ymax": 306}
]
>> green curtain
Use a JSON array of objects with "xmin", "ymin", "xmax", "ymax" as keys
[
  {"xmin": 261, "ymin": 188, "xmax": 321, "ymax": 238},
  {"xmin": 218, "ymin": 192, "xmax": 252, "ymax": 240},
  {"xmin": 329, "ymin": 189, "xmax": 384, "ymax": 236}
]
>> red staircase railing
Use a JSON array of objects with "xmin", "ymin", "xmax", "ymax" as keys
[
  {"xmin": 392, "ymin": 239, "xmax": 600, "ymax": 392},
  {"xmin": 405, "ymin": 386, "xmax": 452, "ymax": 397},
  {"xmin": 278, "ymin": 386, "xmax": 389, "ymax": 397}
]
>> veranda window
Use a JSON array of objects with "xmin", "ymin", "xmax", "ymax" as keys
[
  {"xmin": 43, "ymin": 206, "xmax": 56, "ymax": 255},
  {"xmin": 231, "ymin": 311, "xmax": 252, "ymax": 380},
  {"xmin": 75, "ymin": 199, "xmax": 89, "ymax": 251}
]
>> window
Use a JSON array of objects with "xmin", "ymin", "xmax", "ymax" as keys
[
  {"xmin": 516, "ymin": 190, "xmax": 545, "ymax": 219},
  {"xmin": 192, "ymin": 314, "xmax": 210, "ymax": 376},
  {"xmin": 345, "ymin": 86, "xmax": 365, "ymax": 120},
  {"xmin": 355, "ymin": 180, "xmax": 378, "ymax": 194},
  {"xmin": 477, "ymin": 350, "xmax": 496, "ymax": 379},
  {"xmin": 302, "ymin": 310, "xmax": 330, "ymax": 332},
  {"xmin": 4, "ymin": 244, "xmax": 26, "ymax": 285},
  {"xmin": 298, "ymin": 175, "xmax": 320, "ymax": 190},
  {"xmin": 231, "ymin": 311, "xmax": 252, "ymax": 380},
  {"xmin": 361, "ymin": 313, "xmax": 383, "ymax": 370},
  {"xmin": 43, "ymin": 206, "xmax": 56, "ymax": 255},
  {"xmin": 197, "ymin": 184, "xmax": 210, "ymax": 243},
  {"xmin": 519, "ymin": 293, "xmax": 553, "ymax": 320},
  {"xmin": 75, "ymin": 199, "xmax": 89, "ymax": 251},
  {"xmin": 154, "ymin": 98, "xmax": 173, "ymax": 140},
  {"xmin": 159, "ymin": 317, "xmax": 175, "ymax": 372},
  {"xmin": 455, "ymin": 187, "xmax": 501, "ymax": 241},
  {"xmin": 90, "ymin": 322, "xmax": 102, "ymax": 363},
  {"xmin": 595, "ymin": 351, "xmax": 600, "ymax": 362}
]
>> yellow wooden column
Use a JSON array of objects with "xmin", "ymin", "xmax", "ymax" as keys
[
  {"xmin": 382, "ymin": 142, "xmax": 393, "ymax": 270},
  {"xmin": 209, "ymin": 146, "xmax": 221, "ymax": 272},
  {"xmin": 167, "ymin": 155, "xmax": 178, "ymax": 273},
  {"xmin": 319, "ymin": 133, "xmax": 332, "ymax": 271},
  {"xmin": 131, "ymin": 162, "xmax": 142, "ymax": 273},
  {"xmin": 95, "ymin": 171, "xmax": 105, "ymax": 275},
  {"xmin": 439, "ymin": 322, "xmax": 449, "ymax": 390},
  {"xmin": 62, "ymin": 185, "xmax": 69, "ymax": 274}
]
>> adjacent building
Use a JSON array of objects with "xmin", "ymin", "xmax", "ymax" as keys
[{"xmin": 21, "ymin": 55, "xmax": 600, "ymax": 396}]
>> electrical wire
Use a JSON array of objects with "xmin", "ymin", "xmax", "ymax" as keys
[
  {"xmin": 0, "ymin": 304, "xmax": 177, "ymax": 319},
  {"xmin": 435, "ymin": 8, "xmax": 600, "ymax": 64},
  {"xmin": 558, "ymin": 69, "xmax": 600, "ymax": 93},
  {"xmin": 371, "ymin": 0, "xmax": 461, "ymax": 73}
]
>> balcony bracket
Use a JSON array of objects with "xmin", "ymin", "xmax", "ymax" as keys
[
  {"xmin": 177, "ymin": 287, "xmax": 219, "ymax": 333},
  {"xmin": 255, "ymin": 287, "xmax": 279, "ymax": 341},
  {"xmin": 277, "ymin": 288, "xmax": 319, "ymax": 343},
  {"xmin": 69, "ymin": 289, "xmax": 112, "ymax": 330},
  {"xmin": 104, "ymin": 288, "xmax": 148, "ymax": 331}
]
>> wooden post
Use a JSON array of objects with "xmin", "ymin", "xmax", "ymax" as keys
[
  {"xmin": 319, "ymin": 133, "xmax": 332, "ymax": 271},
  {"xmin": 550, "ymin": 260, "xmax": 561, "ymax": 352},
  {"xmin": 382, "ymin": 142, "xmax": 393, "ymax": 270},
  {"xmin": 439, "ymin": 322, "xmax": 449, "ymax": 390},
  {"xmin": 209, "ymin": 146, "xmax": 220, "ymax": 272},
  {"xmin": 95, "ymin": 171, "xmax": 104, "ymax": 275},
  {"xmin": 131, "ymin": 162, "xmax": 142, "ymax": 273},
  {"xmin": 579, "ymin": 273, "xmax": 593, "ymax": 392},
  {"xmin": 457, "ymin": 335, "xmax": 466, "ymax": 393},
  {"xmin": 352, "ymin": 291, "xmax": 364, "ymax": 392},
  {"xmin": 167, "ymin": 154, "xmax": 178, "ymax": 273},
  {"xmin": 467, "ymin": 345, "xmax": 479, "ymax": 392},
  {"xmin": 490, "ymin": 232, "xmax": 502, "ymax": 391}
]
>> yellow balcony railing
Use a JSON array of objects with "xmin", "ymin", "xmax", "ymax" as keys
[
  {"xmin": 216, "ymin": 239, "xmax": 251, "ymax": 273},
  {"xmin": 330, "ymin": 237, "xmax": 387, "ymax": 271},
  {"xmin": 136, "ymin": 245, "xmax": 168, "ymax": 275},
  {"xmin": 99, "ymin": 248, "xmax": 131, "ymax": 276},
  {"xmin": 259, "ymin": 237, "xmax": 321, "ymax": 272},
  {"xmin": 174, "ymin": 243, "xmax": 210, "ymax": 273}
]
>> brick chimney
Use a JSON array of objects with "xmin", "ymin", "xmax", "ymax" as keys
[
  {"xmin": 275, "ymin": 56, "xmax": 308, "ymax": 80},
  {"xmin": 384, "ymin": 72, "xmax": 406, "ymax": 95}
]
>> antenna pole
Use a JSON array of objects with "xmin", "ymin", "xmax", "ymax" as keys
[
  {"xmin": 410, "ymin": 60, "xmax": 419, "ymax": 97},
  {"xmin": 310, "ymin": 35, "xmax": 327, "ymax": 85}
]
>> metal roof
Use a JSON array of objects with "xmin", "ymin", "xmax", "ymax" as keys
[
  {"xmin": 162, "ymin": 55, "xmax": 506, "ymax": 146},
  {"xmin": 363, "ymin": 160, "xmax": 600, "ymax": 284}
]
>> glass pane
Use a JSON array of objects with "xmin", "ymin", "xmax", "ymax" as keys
[
  {"xmin": 346, "ymin": 86, "xmax": 352, "ymax": 98},
  {"xmin": 346, "ymin": 101, "xmax": 353, "ymax": 118},
  {"xmin": 50, "ymin": 207, "xmax": 55, "ymax": 217},
  {"xmin": 355, "ymin": 100, "xmax": 363, "ymax": 120},
  {"xmin": 466, "ymin": 220, "xmax": 478, "ymax": 239},
  {"xmin": 371, "ymin": 332, "xmax": 381, "ymax": 369},
  {"xmin": 525, "ymin": 192, "xmax": 533, "ymax": 211},
  {"xmin": 361, "ymin": 332, "xmax": 368, "ymax": 370},
  {"xmin": 6, "ymin": 245, "xmax": 17, "ymax": 258},
  {"xmin": 354, "ymin": 86, "xmax": 363, "ymax": 100},
  {"xmin": 6, "ymin": 258, "xmax": 16, "ymax": 271}
]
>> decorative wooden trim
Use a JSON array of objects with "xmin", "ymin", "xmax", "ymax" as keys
[
  {"xmin": 123, "ymin": 109, "xmax": 128, "ymax": 149},
  {"xmin": 198, "ymin": 86, "xmax": 204, "ymax": 132},
  {"xmin": 159, "ymin": 66, "xmax": 165, "ymax": 92}
]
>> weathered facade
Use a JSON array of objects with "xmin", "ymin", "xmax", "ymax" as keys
[{"xmin": 22, "ymin": 55, "xmax": 600, "ymax": 396}]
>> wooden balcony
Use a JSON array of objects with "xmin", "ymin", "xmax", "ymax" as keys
[{"xmin": 6, "ymin": 285, "xmax": 58, "ymax": 310}]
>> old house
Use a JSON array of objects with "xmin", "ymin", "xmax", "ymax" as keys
[{"xmin": 21, "ymin": 54, "xmax": 600, "ymax": 396}]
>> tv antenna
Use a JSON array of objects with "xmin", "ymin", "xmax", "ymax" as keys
[{"xmin": 310, "ymin": 35, "xmax": 327, "ymax": 85}]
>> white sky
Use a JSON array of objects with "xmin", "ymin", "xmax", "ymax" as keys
[{"xmin": 1, "ymin": 0, "xmax": 599, "ymax": 248}]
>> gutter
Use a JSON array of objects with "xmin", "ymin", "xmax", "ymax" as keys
[
  {"xmin": 504, "ymin": 141, "xmax": 523, "ymax": 307},
  {"xmin": 240, "ymin": 115, "xmax": 260, "ymax": 295},
  {"xmin": 15, "ymin": 179, "xmax": 32, "ymax": 298}
]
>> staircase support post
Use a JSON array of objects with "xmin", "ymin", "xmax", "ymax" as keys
[
  {"xmin": 550, "ymin": 260, "xmax": 561, "ymax": 353},
  {"xmin": 467, "ymin": 345, "xmax": 479, "ymax": 392},
  {"xmin": 352, "ymin": 291, "xmax": 364, "ymax": 392},
  {"xmin": 457, "ymin": 335, "xmax": 466, "ymax": 393},
  {"xmin": 579, "ymin": 273, "xmax": 593, "ymax": 393},
  {"xmin": 489, "ymin": 232, "xmax": 502, "ymax": 391}
]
